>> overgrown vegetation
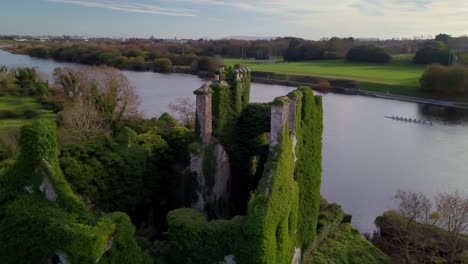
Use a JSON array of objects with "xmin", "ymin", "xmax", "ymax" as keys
[
  {"xmin": 309, "ymin": 224, "xmax": 391, "ymax": 264},
  {"xmin": 162, "ymin": 87, "xmax": 324, "ymax": 263},
  {"xmin": 0, "ymin": 121, "xmax": 151, "ymax": 263}
]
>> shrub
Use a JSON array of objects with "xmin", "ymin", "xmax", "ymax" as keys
[
  {"xmin": 346, "ymin": 46, "xmax": 391, "ymax": 63},
  {"xmin": 317, "ymin": 80, "xmax": 331, "ymax": 91}
]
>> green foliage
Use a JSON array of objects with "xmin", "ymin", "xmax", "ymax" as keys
[
  {"xmin": 420, "ymin": 64, "xmax": 468, "ymax": 94},
  {"xmin": 435, "ymin": 33, "xmax": 451, "ymax": 44},
  {"xmin": 0, "ymin": 120, "xmax": 150, "ymax": 263},
  {"xmin": 115, "ymin": 126, "xmax": 138, "ymax": 147},
  {"xmin": 230, "ymin": 103, "xmax": 271, "ymax": 212},
  {"xmin": 309, "ymin": 224, "xmax": 391, "ymax": 264},
  {"xmin": 295, "ymin": 88, "xmax": 323, "ymax": 251},
  {"xmin": 164, "ymin": 88, "xmax": 324, "ymax": 264},
  {"xmin": 242, "ymin": 125, "xmax": 299, "ymax": 263},
  {"xmin": 59, "ymin": 131, "xmax": 166, "ymax": 215},
  {"xmin": 346, "ymin": 46, "xmax": 392, "ymax": 63},
  {"xmin": 164, "ymin": 209, "xmax": 246, "ymax": 263},
  {"xmin": 98, "ymin": 213, "xmax": 152, "ymax": 264},
  {"xmin": 211, "ymin": 81, "xmax": 233, "ymax": 139},
  {"xmin": 0, "ymin": 67, "xmax": 49, "ymax": 97}
]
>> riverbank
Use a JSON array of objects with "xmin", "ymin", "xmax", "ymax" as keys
[
  {"xmin": 3, "ymin": 46, "xmax": 467, "ymax": 109},
  {"xmin": 251, "ymin": 76, "xmax": 468, "ymax": 109},
  {"xmin": 223, "ymin": 58, "xmax": 468, "ymax": 108}
]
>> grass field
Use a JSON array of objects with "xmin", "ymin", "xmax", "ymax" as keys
[
  {"xmin": 308, "ymin": 223, "xmax": 391, "ymax": 264},
  {"xmin": 224, "ymin": 58, "xmax": 426, "ymax": 87},
  {"xmin": 0, "ymin": 96, "xmax": 55, "ymax": 132}
]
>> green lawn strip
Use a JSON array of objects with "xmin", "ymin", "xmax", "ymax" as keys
[
  {"xmin": 0, "ymin": 96, "xmax": 55, "ymax": 132},
  {"xmin": 224, "ymin": 58, "xmax": 425, "ymax": 85},
  {"xmin": 308, "ymin": 223, "xmax": 391, "ymax": 264},
  {"xmin": 225, "ymin": 58, "xmax": 468, "ymax": 104}
]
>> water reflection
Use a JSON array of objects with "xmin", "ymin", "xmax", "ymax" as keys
[{"xmin": 418, "ymin": 104, "xmax": 468, "ymax": 125}]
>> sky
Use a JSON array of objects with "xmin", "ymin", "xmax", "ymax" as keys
[{"xmin": 0, "ymin": 0, "xmax": 467, "ymax": 40}]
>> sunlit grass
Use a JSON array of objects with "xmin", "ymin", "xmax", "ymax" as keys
[
  {"xmin": 0, "ymin": 96, "xmax": 55, "ymax": 132},
  {"xmin": 224, "ymin": 58, "xmax": 425, "ymax": 86}
]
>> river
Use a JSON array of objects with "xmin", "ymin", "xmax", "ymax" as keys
[{"xmin": 2, "ymin": 48, "xmax": 468, "ymax": 233}]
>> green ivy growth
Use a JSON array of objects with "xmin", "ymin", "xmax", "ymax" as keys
[
  {"xmin": 165, "ymin": 88, "xmax": 324, "ymax": 264},
  {"xmin": 0, "ymin": 120, "xmax": 151, "ymax": 264}
]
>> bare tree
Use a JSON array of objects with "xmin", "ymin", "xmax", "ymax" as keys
[
  {"xmin": 54, "ymin": 66, "xmax": 142, "ymax": 129},
  {"xmin": 395, "ymin": 190, "xmax": 433, "ymax": 224},
  {"xmin": 435, "ymin": 191, "xmax": 468, "ymax": 262},
  {"xmin": 168, "ymin": 97, "xmax": 195, "ymax": 129},
  {"xmin": 377, "ymin": 190, "xmax": 468, "ymax": 263},
  {"xmin": 62, "ymin": 97, "xmax": 109, "ymax": 140},
  {"xmin": 388, "ymin": 190, "xmax": 434, "ymax": 263}
]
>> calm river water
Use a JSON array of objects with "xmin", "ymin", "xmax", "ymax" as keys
[{"xmin": 2, "ymin": 48, "xmax": 468, "ymax": 233}]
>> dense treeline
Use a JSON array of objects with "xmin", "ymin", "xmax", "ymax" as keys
[
  {"xmin": 284, "ymin": 37, "xmax": 354, "ymax": 61},
  {"xmin": 11, "ymin": 41, "xmax": 224, "ymax": 73},
  {"xmin": 346, "ymin": 46, "xmax": 392, "ymax": 63}
]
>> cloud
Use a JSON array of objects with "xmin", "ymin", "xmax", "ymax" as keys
[
  {"xmin": 163, "ymin": 0, "xmax": 323, "ymax": 17},
  {"xmin": 46, "ymin": 0, "xmax": 196, "ymax": 16}
]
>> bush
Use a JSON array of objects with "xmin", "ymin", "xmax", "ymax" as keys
[
  {"xmin": 346, "ymin": 46, "xmax": 392, "ymax": 63},
  {"xmin": 23, "ymin": 109, "xmax": 39, "ymax": 119},
  {"xmin": 317, "ymin": 80, "xmax": 331, "ymax": 91},
  {"xmin": 420, "ymin": 64, "xmax": 467, "ymax": 94}
]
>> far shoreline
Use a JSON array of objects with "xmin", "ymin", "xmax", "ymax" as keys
[{"xmin": 2, "ymin": 46, "xmax": 467, "ymax": 109}]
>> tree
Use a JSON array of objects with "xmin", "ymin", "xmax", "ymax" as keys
[
  {"xmin": 168, "ymin": 97, "xmax": 195, "ymax": 129},
  {"xmin": 62, "ymin": 97, "xmax": 109, "ymax": 140},
  {"xmin": 420, "ymin": 64, "xmax": 466, "ymax": 94},
  {"xmin": 375, "ymin": 190, "xmax": 468, "ymax": 263},
  {"xmin": 434, "ymin": 191, "xmax": 468, "ymax": 262},
  {"xmin": 414, "ymin": 41, "xmax": 454, "ymax": 65},
  {"xmin": 152, "ymin": 58, "xmax": 173, "ymax": 73},
  {"xmin": 436, "ymin": 33, "xmax": 451, "ymax": 44},
  {"xmin": 390, "ymin": 190, "xmax": 434, "ymax": 263},
  {"xmin": 54, "ymin": 66, "xmax": 142, "ymax": 131},
  {"xmin": 197, "ymin": 56, "xmax": 224, "ymax": 72}
]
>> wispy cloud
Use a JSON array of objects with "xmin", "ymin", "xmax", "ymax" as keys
[
  {"xmin": 162, "ymin": 0, "xmax": 322, "ymax": 17},
  {"xmin": 46, "ymin": 0, "xmax": 196, "ymax": 16}
]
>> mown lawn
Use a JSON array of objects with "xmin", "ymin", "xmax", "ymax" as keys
[
  {"xmin": 0, "ymin": 96, "xmax": 55, "ymax": 132},
  {"xmin": 224, "ymin": 58, "xmax": 425, "ymax": 87}
]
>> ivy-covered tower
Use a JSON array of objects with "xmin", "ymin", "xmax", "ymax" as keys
[{"xmin": 174, "ymin": 66, "xmax": 324, "ymax": 263}]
